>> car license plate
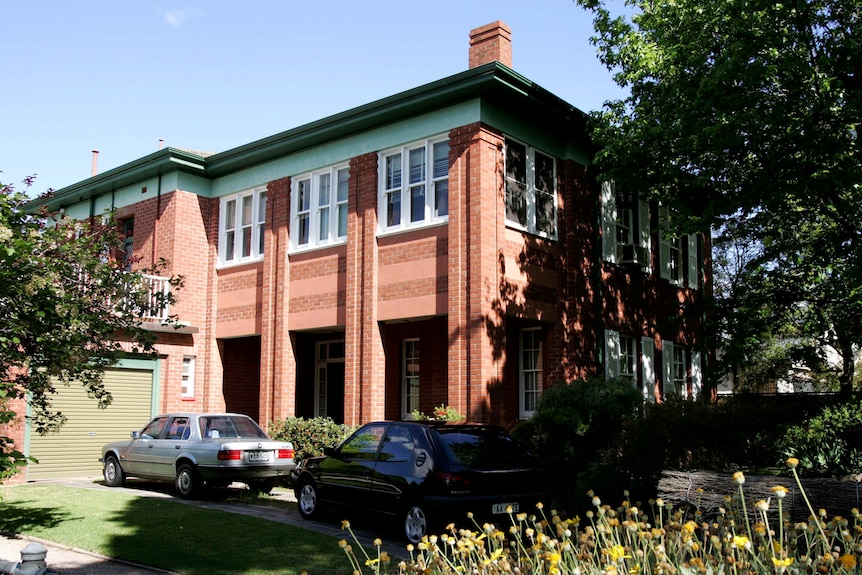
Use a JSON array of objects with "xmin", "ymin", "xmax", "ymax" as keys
[
  {"xmin": 247, "ymin": 451, "xmax": 271, "ymax": 463},
  {"xmin": 492, "ymin": 502, "xmax": 518, "ymax": 514}
]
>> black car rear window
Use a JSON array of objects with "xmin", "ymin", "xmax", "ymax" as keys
[{"xmin": 433, "ymin": 427, "xmax": 534, "ymax": 469}]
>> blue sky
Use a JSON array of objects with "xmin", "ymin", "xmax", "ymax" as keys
[{"xmin": 2, "ymin": 1, "xmax": 625, "ymax": 198}]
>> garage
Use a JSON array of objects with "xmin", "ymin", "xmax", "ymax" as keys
[{"xmin": 27, "ymin": 366, "xmax": 155, "ymax": 480}]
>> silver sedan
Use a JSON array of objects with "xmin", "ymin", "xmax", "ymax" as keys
[{"xmin": 100, "ymin": 413, "xmax": 295, "ymax": 498}]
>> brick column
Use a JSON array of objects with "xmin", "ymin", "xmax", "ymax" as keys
[
  {"xmin": 344, "ymin": 153, "xmax": 385, "ymax": 425},
  {"xmin": 448, "ymin": 123, "xmax": 506, "ymax": 421},
  {"xmin": 259, "ymin": 177, "xmax": 295, "ymax": 427}
]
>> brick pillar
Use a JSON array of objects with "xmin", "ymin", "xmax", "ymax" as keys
[
  {"xmin": 259, "ymin": 177, "xmax": 295, "ymax": 427},
  {"xmin": 469, "ymin": 21, "xmax": 512, "ymax": 69},
  {"xmin": 448, "ymin": 123, "xmax": 507, "ymax": 422},
  {"xmin": 344, "ymin": 153, "xmax": 385, "ymax": 425}
]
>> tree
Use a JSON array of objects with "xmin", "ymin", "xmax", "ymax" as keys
[
  {"xmin": 576, "ymin": 0, "xmax": 862, "ymax": 393},
  {"xmin": 0, "ymin": 176, "xmax": 182, "ymax": 481}
]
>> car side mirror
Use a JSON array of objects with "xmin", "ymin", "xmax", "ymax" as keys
[
  {"xmin": 131, "ymin": 431, "xmax": 140, "ymax": 440},
  {"xmin": 324, "ymin": 447, "xmax": 335, "ymax": 457}
]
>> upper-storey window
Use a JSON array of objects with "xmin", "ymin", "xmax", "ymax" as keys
[
  {"xmin": 379, "ymin": 137, "xmax": 449, "ymax": 233},
  {"xmin": 219, "ymin": 187, "xmax": 267, "ymax": 266},
  {"xmin": 658, "ymin": 205, "xmax": 700, "ymax": 289},
  {"xmin": 291, "ymin": 165, "xmax": 349, "ymax": 251},
  {"xmin": 504, "ymin": 138, "xmax": 557, "ymax": 238},
  {"xmin": 601, "ymin": 180, "xmax": 651, "ymax": 269}
]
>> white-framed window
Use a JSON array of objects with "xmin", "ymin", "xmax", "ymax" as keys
[
  {"xmin": 519, "ymin": 327, "xmax": 543, "ymax": 418},
  {"xmin": 661, "ymin": 341, "xmax": 702, "ymax": 397},
  {"xmin": 291, "ymin": 165, "xmax": 350, "ymax": 251},
  {"xmin": 600, "ymin": 180, "xmax": 651, "ymax": 268},
  {"xmin": 659, "ymin": 205, "xmax": 700, "ymax": 288},
  {"xmin": 219, "ymin": 187, "xmax": 267, "ymax": 266},
  {"xmin": 379, "ymin": 137, "xmax": 449, "ymax": 233},
  {"xmin": 605, "ymin": 330, "xmax": 637, "ymax": 383},
  {"xmin": 402, "ymin": 339, "xmax": 420, "ymax": 418},
  {"xmin": 181, "ymin": 356, "xmax": 195, "ymax": 399},
  {"xmin": 504, "ymin": 138, "xmax": 557, "ymax": 238}
]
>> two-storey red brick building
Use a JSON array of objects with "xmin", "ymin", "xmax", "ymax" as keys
[{"xmin": 11, "ymin": 22, "xmax": 710, "ymax": 481}]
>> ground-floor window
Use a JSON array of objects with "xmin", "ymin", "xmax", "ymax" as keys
[
  {"xmin": 181, "ymin": 356, "xmax": 195, "ymax": 399},
  {"xmin": 315, "ymin": 340, "xmax": 345, "ymax": 419},
  {"xmin": 402, "ymin": 338, "xmax": 420, "ymax": 418},
  {"xmin": 519, "ymin": 328, "xmax": 543, "ymax": 419}
]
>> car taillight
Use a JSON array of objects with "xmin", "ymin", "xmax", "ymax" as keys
[
  {"xmin": 436, "ymin": 471, "xmax": 471, "ymax": 492},
  {"xmin": 218, "ymin": 450, "xmax": 243, "ymax": 461},
  {"xmin": 276, "ymin": 449, "xmax": 294, "ymax": 460}
]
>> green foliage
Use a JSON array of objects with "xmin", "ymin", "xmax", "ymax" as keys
[
  {"xmin": 0, "ymin": 176, "xmax": 183, "ymax": 483},
  {"xmin": 778, "ymin": 398, "xmax": 862, "ymax": 475},
  {"xmin": 268, "ymin": 416, "xmax": 356, "ymax": 464},
  {"xmin": 411, "ymin": 404, "xmax": 465, "ymax": 421},
  {"xmin": 512, "ymin": 376, "xmax": 642, "ymax": 512},
  {"xmin": 577, "ymin": 0, "xmax": 862, "ymax": 393}
]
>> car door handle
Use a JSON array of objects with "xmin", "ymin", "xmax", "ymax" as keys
[
  {"xmin": 175, "ymin": 445, "xmax": 181, "ymax": 449},
  {"xmin": 148, "ymin": 444, "xmax": 154, "ymax": 448}
]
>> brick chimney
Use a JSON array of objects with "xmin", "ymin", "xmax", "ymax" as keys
[{"xmin": 469, "ymin": 21, "xmax": 512, "ymax": 69}]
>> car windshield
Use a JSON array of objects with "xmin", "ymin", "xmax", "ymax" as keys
[
  {"xmin": 434, "ymin": 427, "xmax": 534, "ymax": 469},
  {"xmin": 199, "ymin": 415, "xmax": 268, "ymax": 439}
]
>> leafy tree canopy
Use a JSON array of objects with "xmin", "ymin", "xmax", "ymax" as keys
[
  {"xmin": 576, "ymin": 0, "xmax": 861, "ymax": 392},
  {"xmin": 0, "ymin": 176, "xmax": 181, "ymax": 480}
]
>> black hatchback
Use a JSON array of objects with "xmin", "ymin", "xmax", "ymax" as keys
[{"xmin": 293, "ymin": 420, "xmax": 548, "ymax": 543}]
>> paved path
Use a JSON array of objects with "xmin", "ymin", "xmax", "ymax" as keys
[{"xmin": 0, "ymin": 477, "xmax": 407, "ymax": 574}]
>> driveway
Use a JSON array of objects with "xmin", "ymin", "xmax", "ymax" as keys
[{"xmin": 0, "ymin": 477, "xmax": 407, "ymax": 574}]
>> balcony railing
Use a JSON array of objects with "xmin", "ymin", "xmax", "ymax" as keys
[{"xmin": 114, "ymin": 273, "xmax": 172, "ymax": 323}]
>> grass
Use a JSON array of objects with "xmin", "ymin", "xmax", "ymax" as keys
[{"xmin": 0, "ymin": 483, "xmax": 353, "ymax": 575}]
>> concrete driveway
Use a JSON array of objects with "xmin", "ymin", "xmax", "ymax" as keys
[{"xmin": 0, "ymin": 477, "xmax": 407, "ymax": 574}]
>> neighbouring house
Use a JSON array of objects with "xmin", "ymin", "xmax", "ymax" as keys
[{"xmin": 6, "ymin": 21, "xmax": 711, "ymax": 482}]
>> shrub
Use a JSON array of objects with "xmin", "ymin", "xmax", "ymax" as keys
[
  {"xmin": 411, "ymin": 404, "xmax": 465, "ymax": 421},
  {"xmin": 511, "ymin": 376, "xmax": 643, "ymax": 513},
  {"xmin": 777, "ymin": 398, "xmax": 862, "ymax": 475},
  {"xmin": 268, "ymin": 416, "xmax": 356, "ymax": 464},
  {"xmin": 339, "ymin": 460, "xmax": 861, "ymax": 575}
]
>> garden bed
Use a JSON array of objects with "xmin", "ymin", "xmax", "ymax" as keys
[{"xmin": 658, "ymin": 470, "xmax": 862, "ymax": 520}]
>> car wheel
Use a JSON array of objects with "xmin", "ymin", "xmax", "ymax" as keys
[
  {"xmin": 403, "ymin": 503, "xmax": 429, "ymax": 544},
  {"xmin": 103, "ymin": 455, "xmax": 125, "ymax": 487},
  {"xmin": 247, "ymin": 478, "xmax": 276, "ymax": 495},
  {"xmin": 175, "ymin": 463, "xmax": 201, "ymax": 499},
  {"xmin": 296, "ymin": 479, "xmax": 323, "ymax": 519}
]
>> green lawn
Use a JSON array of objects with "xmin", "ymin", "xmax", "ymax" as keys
[{"xmin": 0, "ymin": 484, "xmax": 357, "ymax": 575}]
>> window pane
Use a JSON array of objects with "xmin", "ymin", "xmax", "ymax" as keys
[
  {"xmin": 433, "ymin": 141, "xmax": 448, "ymax": 178},
  {"xmin": 298, "ymin": 214, "xmax": 309, "ymax": 245},
  {"xmin": 387, "ymin": 191, "xmax": 401, "ymax": 227},
  {"xmin": 241, "ymin": 195, "xmax": 253, "ymax": 226},
  {"xmin": 506, "ymin": 141, "xmax": 526, "ymax": 185},
  {"xmin": 386, "ymin": 154, "xmax": 402, "ymax": 189},
  {"xmin": 435, "ymin": 180, "xmax": 448, "ymax": 217},
  {"xmin": 319, "ymin": 173, "xmax": 331, "ymax": 206},
  {"xmin": 506, "ymin": 181, "xmax": 527, "ymax": 226},
  {"xmin": 409, "ymin": 147, "xmax": 425, "ymax": 184},
  {"xmin": 337, "ymin": 168, "xmax": 349, "ymax": 201},
  {"xmin": 536, "ymin": 189, "xmax": 555, "ymax": 235},
  {"xmin": 318, "ymin": 207, "xmax": 330, "ymax": 241},
  {"xmin": 242, "ymin": 227, "xmax": 252, "ymax": 258},
  {"xmin": 225, "ymin": 199, "xmax": 236, "ymax": 231},
  {"xmin": 410, "ymin": 185, "xmax": 425, "ymax": 222},
  {"xmin": 258, "ymin": 192, "xmax": 267, "ymax": 221},
  {"xmin": 225, "ymin": 230, "xmax": 235, "ymax": 260},
  {"xmin": 298, "ymin": 179, "xmax": 311, "ymax": 211},
  {"xmin": 338, "ymin": 205, "xmax": 348, "ymax": 237}
]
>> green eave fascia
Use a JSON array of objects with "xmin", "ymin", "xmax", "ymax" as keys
[
  {"xmin": 27, "ymin": 62, "xmax": 590, "ymax": 213},
  {"xmin": 205, "ymin": 62, "xmax": 590, "ymax": 177},
  {"xmin": 25, "ymin": 148, "xmax": 208, "ymax": 212}
]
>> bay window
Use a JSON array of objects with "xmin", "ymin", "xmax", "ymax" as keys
[{"xmin": 504, "ymin": 138, "xmax": 557, "ymax": 238}]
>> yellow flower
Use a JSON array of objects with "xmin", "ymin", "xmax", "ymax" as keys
[
  {"xmin": 683, "ymin": 521, "xmax": 697, "ymax": 533},
  {"xmin": 732, "ymin": 535, "xmax": 750, "ymax": 550},
  {"xmin": 838, "ymin": 554, "xmax": 857, "ymax": 569},
  {"xmin": 786, "ymin": 457, "xmax": 799, "ymax": 469},
  {"xmin": 338, "ymin": 539, "xmax": 347, "ymax": 548},
  {"xmin": 733, "ymin": 471, "xmax": 745, "ymax": 485},
  {"xmin": 341, "ymin": 519, "xmax": 350, "ymax": 530},
  {"xmin": 771, "ymin": 557, "xmax": 793, "ymax": 568},
  {"xmin": 755, "ymin": 500, "xmax": 769, "ymax": 512},
  {"xmin": 609, "ymin": 545, "xmax": 630, "ymax": 562}
]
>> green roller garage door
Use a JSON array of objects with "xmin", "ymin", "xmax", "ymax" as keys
[{"xmin": 27, "ymin": 368, "xmax": 155, "ymax": 480}]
